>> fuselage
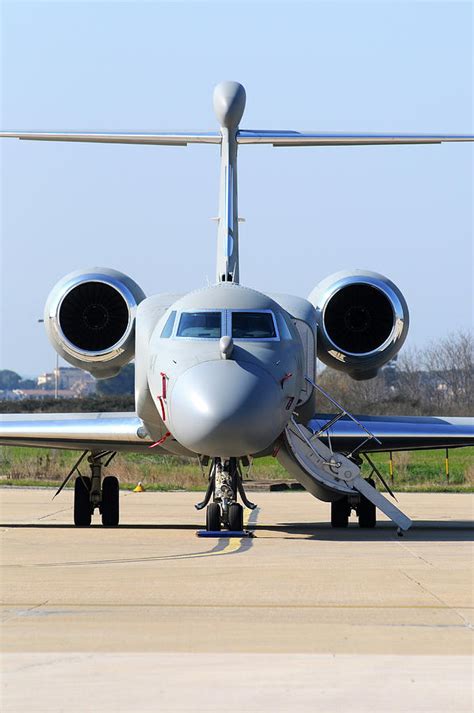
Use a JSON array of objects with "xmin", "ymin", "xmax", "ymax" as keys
[{"xmin": 141, "ymin": 283, "xmax": 306, "ymax": 458}]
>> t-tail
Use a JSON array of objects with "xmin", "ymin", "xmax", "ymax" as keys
[
  {"xmin": 213, "ymin": 81, "xmax": 246, "ymax": 284},
  {"xmin": 1, "ymin": 80, "xmax": 472, "ymax": 289}
]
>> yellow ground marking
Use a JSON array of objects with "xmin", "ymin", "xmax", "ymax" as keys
[
  {"xmin": 181, "ymin": 507, "xmax": 253, "ymax": 560},
  {"xmin": 215, "ymin": 506, "xmax": 252, "ymax": 556},
  {"xmin": 161, "ymin": 506, "xmax": 254, "ymax": 561},
  {"xmin": 1, "ymin": 510, "xmax": 256, "ymax": 567}
]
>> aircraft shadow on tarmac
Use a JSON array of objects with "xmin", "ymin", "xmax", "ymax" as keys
[
  {"xmin": 1, "ymin": 521, "xmax": 472, "ymax": 542},
  {"xmin": 256, "ymin": 522, "xmax": 474, "ymax": 542}
]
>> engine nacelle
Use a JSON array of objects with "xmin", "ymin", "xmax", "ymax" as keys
[
  {"xmin": 44, "ymin": 268, "xmax": 146, "ymax": 379},
  {"xmin": 309, "ymin": 269, "xmax": 409, "ymax": 380}
]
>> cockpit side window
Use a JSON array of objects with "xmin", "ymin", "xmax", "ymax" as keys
[
  {"xmin": 177, "ymin": 311, "xmax": 222, "ymax": 339},
  {"xmin": 276, "ymin": 312, "xmax": 293, "ymax": 340},
  {"xmin": 231, "ymin": 311, "xmax": 277, "ymax": 340},
  {"xmin": 160, "ymin": 310, "xmax": 177, "ymax": 338}
]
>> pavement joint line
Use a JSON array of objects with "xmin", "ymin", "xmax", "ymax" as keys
[
  {"xmin": 396, "ymin": 541, "xmax": 436, "ymax": 568},
  {"xmin": 37, "ymin": 508, "xmax": 71, "ymax": 521},
  {"xmin": 2, "ymin": 603, "xmax": 471, "ymax": 610},
  {"xmin": 400, "ymin": 569, "xmax": 474, "ymax": 629},
  {"xmin": 402, "ymin": 569, "xmax": 454, "ymax": 607}
]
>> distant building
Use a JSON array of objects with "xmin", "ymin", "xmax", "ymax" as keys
[{"xmin": 36, "ymin": 367, "xmax": 96, "ymax": 396}]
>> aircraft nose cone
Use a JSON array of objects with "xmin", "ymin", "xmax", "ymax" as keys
[{"xmin": 169, "ymin": 361, "xmax": 284, "ymax": 456}]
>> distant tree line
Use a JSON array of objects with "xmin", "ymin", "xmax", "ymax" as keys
[
  {"xmin": 318, "ymin": 330, "xmax": 472, "ymax": 417},
  {"xmin": 0, "ymin": 395, "xmax": 135, "ymax": 413},
  {"xmin": 0, "ymin": 370, "xmax": 36, "ymax": 391},
  {"xmin": 95, "ymin": 363, "xmax": 135, "ymax": 396}
]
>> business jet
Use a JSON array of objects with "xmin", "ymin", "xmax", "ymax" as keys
[{"xmin": 1, "ymin": 82, "xmax": 472, "ymax": 533}]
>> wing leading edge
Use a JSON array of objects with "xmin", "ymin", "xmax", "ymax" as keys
[{"xmin": 0, "ymin": 412, "xmax": 153, "ymax": 452}]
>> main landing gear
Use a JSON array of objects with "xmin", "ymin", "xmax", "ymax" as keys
[
  {"xmin": 53, "ymin": 450, "xmax": 119, "ymax": 527},
  {"xmin": 196, "ymin": 457, "xmax": 257, "ymax": 532},
  {"xmin": 330, "ymin": 478, "xmax": 377, "ymax": 529}
]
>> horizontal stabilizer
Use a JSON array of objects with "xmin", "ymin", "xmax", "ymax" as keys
[
  {"xmin": 0, "ymin": 131, "xmax": 221, "ymax": 146},
  {"xmin": 2, "ymin": 131, "xmax": 472, "ymax": 148},
  {"xmin": 237, "ymin": 130, "xmax": 474, "ymax": 146}
]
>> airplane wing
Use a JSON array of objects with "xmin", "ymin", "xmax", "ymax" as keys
[
  {"xmin": 237, "ymin": 130, "xmax": 474, "ymax": 146},
  {"xmin": 0, "ymin": 411, "xmax": 472, "ymax": 454},
  {"xmin": 0, "ymin": 412, "xmax": 153, "ymax": 452},
  {"xmin": 0, "ymin": 131, "xmax": 221, "ymax": 145},
  {"xmin": 312, "ymin": 414, "xmax": 474, "ymax": 453}
]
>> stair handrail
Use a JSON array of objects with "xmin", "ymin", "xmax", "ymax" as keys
[{"xmin": 304, "ymin": 376, "xmax": 382, "ymax": 454}]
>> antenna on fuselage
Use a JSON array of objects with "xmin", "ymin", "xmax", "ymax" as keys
[{"xmin": 213, "ymin": 81, "xmax": 246, "ymax": 285}]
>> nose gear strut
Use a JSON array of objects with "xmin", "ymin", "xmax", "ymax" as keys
[{"xmin": 195, "ymin": 457, "xmax": 256, "ymax": 532}]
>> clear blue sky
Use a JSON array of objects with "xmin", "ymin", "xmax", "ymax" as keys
[{"xmin": 1, "ymin": 0, "xmax": 472, "ymax": 376}]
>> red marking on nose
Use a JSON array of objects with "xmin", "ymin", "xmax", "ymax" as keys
[
  {"xmin": 160, "ymin": 372, "xmax": 168, "ymax": 399},
  {"xmin": 149, "ymin": 431, "xmax": 171, "ymax": 449},
  {"xmin": 156, "ymin": 395, "xmax": 166, "ymax": 421}
]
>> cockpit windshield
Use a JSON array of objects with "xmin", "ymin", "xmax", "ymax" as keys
[
  {"xmin": 177, "ymin": 312, "xmax": 222, "ymax": 339},
  {"xmin": 231, "ymin": 311, "xmax": 277, "ymax": 339}
]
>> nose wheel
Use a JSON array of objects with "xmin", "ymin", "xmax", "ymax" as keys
[
  {"xmin": 206, "ymin": 502, "xmax": 221, "ymax": 531},
  {"xmin": 228, "ymin": 502, "xmax": 244, "ymax": 531},
  {"xmin": 198, "ymin": 458, "xmax": 256, "ymax": 532}
]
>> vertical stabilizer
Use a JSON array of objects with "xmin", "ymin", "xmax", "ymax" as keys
[{"xmin": 213, "ymin": 81, "xmax": 246, "ymax": 283}]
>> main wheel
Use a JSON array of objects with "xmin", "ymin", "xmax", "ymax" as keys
[
  {"xmin": 101, "ymin": 475, "xmax": 120, "ymax": 526},
  {"xmin": 74, "ymin": 476, "xmax": 92, "ymax": 526},
  {"xmin": 358, "ymin": 478, "xmax": 376, "ymax": 528},
  {"xmin": 228, "ymin": 503, "xmax": 244, "ymax": 531},
  {"xmin": 206, "ymin": 502, "xmax": 221, "ymax": 531},
  {"xmin": 331, "ymin": 497, "xmax": 350, "ymax": 527}
]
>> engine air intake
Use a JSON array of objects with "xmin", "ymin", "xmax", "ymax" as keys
[
  {"xmin": 44, "ymin": 267, "xmax": 145, "ymax": 378},
  {"xmin": 323, "ymin": 283, "xmax": 394, "ymax": 354},
  {"xmin": 309, "ymin": 269, "xmax": 409, "ymax": 380},
  {"xmin": 59, "ymin": 282, "xmax": 130, "ymax": 352}
]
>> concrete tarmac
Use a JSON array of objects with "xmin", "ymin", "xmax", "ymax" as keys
[{"xmin": 1, "ymin": 488, "xmax": 473, "ymax": 712}]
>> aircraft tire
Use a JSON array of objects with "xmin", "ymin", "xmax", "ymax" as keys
[
  {"xmin": 331, "ymin": 497, "xmax": 349, "ymax": 527},
  {"xmin": 358, "ymin": 478, "xmax": 376, "ymax": 528},
  {"xmin": 228, "ymin": 503, "xmax": 243, "ymax": 531},
  {"xmin": 206, "ymin": 503, "xmax": 221, "ymax": 531},
  {"xmin": 74, "ymin": 476, "xmax": 92, "ymax": 526},
  {"xmin": 101, "ymin": 475, "xmax": 120, "ymax": 526}
]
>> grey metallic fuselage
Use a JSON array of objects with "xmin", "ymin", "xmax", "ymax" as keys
[{"xmin": 139, "ymin": 283, "xmax": 307, "ymax": 458}]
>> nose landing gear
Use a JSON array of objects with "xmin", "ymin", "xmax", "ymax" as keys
[{"xmin": 196, "ymin": 457, "xmax": 256, "ymax": 532}]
